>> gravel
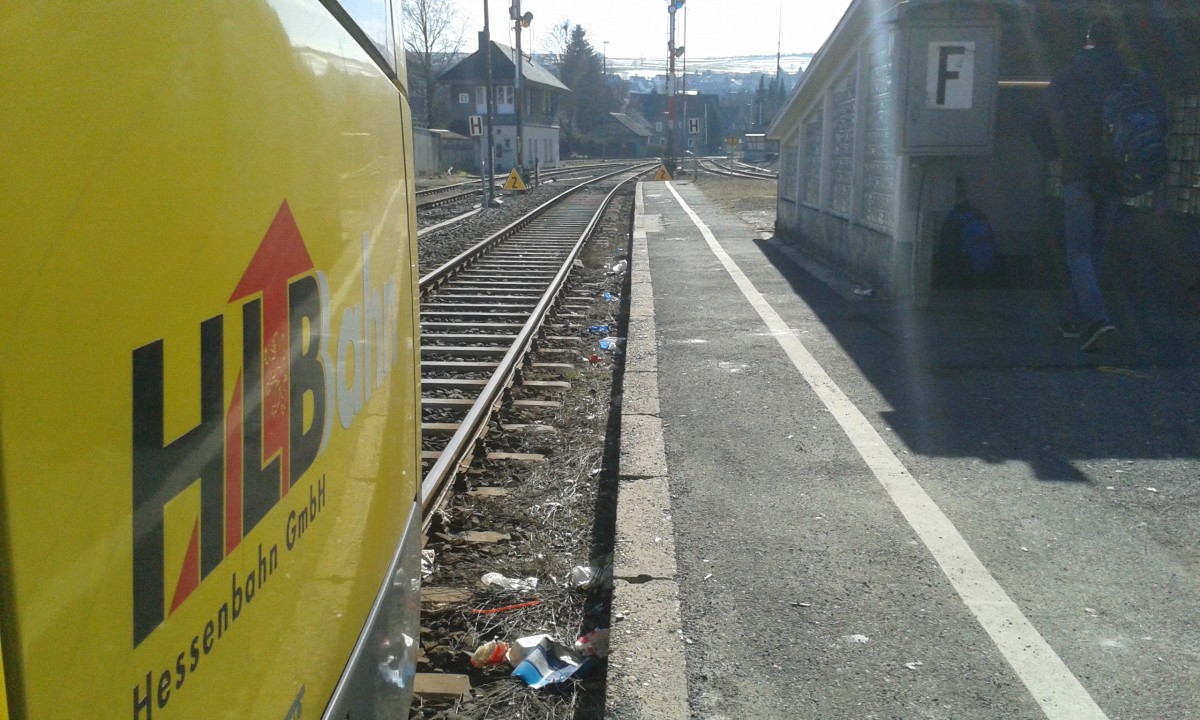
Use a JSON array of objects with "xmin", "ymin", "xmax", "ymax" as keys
[{"xmin": 411, "ymin": 178, "xmax": 635, "ymax": 720}]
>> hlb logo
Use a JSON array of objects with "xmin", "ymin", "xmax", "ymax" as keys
[{"xmin": 131, "ymin": 201, "xmax": 399, "ymax": 647}]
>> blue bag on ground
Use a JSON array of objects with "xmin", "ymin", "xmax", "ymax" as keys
[{"xmin": 935, "ymin": 203, "xmax": 999, "ymax": 288}]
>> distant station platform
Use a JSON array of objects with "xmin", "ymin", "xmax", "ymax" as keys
[{"xmin": 605, "ymin": 179, "xmax": 1200, "ymax": 720}]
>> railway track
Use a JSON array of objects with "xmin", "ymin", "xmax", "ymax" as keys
[
  {"xmin": 415, "ymin": 180, "xmax": 479, "ymax": 209},
  {"xmin": 415, "ymin": 162, "xmax": 636, "ymax": 212},
  {"xmin": 416, "ymin": 164, "xmax": 650, "ymax": 524},
  {"xmin": 698, "ymin": 156, "xmax": 778, "ymax": 180},
  {"xmin": 409, "ymin": 162, "xmax": 644, "ymax": 717}
]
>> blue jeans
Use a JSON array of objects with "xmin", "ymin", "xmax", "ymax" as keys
[{"xmin": 1062, "ymin": 181, "xmax": 1119, "ymax": 324}]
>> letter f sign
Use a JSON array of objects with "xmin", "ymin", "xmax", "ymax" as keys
[{"xmin": 927, "ymin": 42, "xmax": 975, "ymax": 109}]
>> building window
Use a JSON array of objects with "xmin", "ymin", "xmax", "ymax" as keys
[
  {"xmin": 803, "ymin": 112, "xmax": 823, "ymax": 207},
  {"xmin": 860, "ymin": 43, "xmax": 896, "ymax": 231},
  {"xmin": 459, "ymin": 92, "xmax": 469, "ymax": 104},
  {"xmin": 496, "ymin": 85, "xmax": 514, "ymax": 111},
  {"xmin": 830, "ymin": 70, "xmax": 857, "ymax": 217},
  {"xmin": 656, "ymin": 122, "xmax": 663, "ymax": 132},
  {"xmin": 476, "ymin": 86, "xmax": 486, "ymax": 110},
  {"xmin": 781, "ymin": 140, "xmax": 798, "ymax": 201}
]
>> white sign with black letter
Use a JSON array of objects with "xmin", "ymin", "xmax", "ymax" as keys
[
  {"xmin": 926, "ymin": 42, "xmax": 975, "ymax": 109},
  {"xmin": 468, "ymin": 115, "xmax": 484, "ymax": 137},
  {"xmin": 688, "ymin": 117, "xmax": 699, "ymax": 134}
]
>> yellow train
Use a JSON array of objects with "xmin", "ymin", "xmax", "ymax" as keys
[{"xmin": 0, "ymin": 2, "xmax": 422, "ymax": 718}]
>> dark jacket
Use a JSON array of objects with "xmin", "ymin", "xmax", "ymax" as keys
[{"xmin": 1044, "ymin": 46, "xmax": 1126, "ymax": 184}]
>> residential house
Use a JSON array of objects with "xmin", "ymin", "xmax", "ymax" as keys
[
  {"xmin": 437, "ymin": 33, "xmax": 568, "ymax": 173},
  {"xmin": 628, "ymin": 91, "xmax": 722, "ymax": 156},
  {"xmin": 593, "ymin": 112, "xmax": 654, "ymax": 158}
]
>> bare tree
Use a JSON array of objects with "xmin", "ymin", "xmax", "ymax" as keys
[
  {"xmin": 402, "ymin": 0, "xmax": 465, "ymax": 128},
  {"xmin": 538, "ymin": 19, "xmax": 573, "ymax": 70}
]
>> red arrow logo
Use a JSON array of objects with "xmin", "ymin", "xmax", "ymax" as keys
[{"xmin": 229, "ymin": 201, "xmax": 315, "ymax": 497}]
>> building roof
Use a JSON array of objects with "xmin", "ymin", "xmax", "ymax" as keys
[
  {"xmin": 427, "ymin": 128, "xmax": 471, "ymax": 142},
  {"xmin": 437, "ymin": 39, "xmax": 569, "ymax": 93},
  {"xmin": 607, "ymin": 112, "xmax": 653, "ymax": 138}
]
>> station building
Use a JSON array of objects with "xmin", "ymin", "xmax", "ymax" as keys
[{"xmin": 768, "ymin": 0, "xmax": 1200, "ymax": 309}]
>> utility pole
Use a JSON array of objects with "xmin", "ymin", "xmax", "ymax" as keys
[
  {"xmin": 511, "ymin": 1, "xmax": 532, "ymax": 178},
  {"xmin": 666, "ymin": 1, "xmax": 684, "ymax": 175},
  {"xmin": 682, "ymin": 3, "xmax": 688, "ymax": 166},
  {"xmin": 483, "ymin": 0, "xmax": 496, "ymax": 205}
]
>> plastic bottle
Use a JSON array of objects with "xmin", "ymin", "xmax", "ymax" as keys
[
  {"xmin": 574, "ymin": 629, "xmax": 610, "ymax": 657},
  {"xmin": 470, "ymin": 640, "xmax": 511, "ymax": 668}
]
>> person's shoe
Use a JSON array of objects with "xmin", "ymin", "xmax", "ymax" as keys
[
  {"xmin": 1079, "ymin": 321, "xmax": 1116, "ymax": 351},
  {"xmin": 1059, "ymin": 320, "xmax": 1084, "ymax": 338}
]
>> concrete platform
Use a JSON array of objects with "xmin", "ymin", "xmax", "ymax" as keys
[{"xmin": 607, "ymin": 178, "xmax": 1200, "ymax": 720}]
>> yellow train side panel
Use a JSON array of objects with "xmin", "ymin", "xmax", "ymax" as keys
[
  {"xmin": 0, "ymin": 2, "xmax": 420, "ymax": 719},
  {"xmin": 0, "ymin": 635, "xmax": 8, "ymax": 720}
]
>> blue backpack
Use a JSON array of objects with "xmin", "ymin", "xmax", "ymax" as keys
[
  {"xmin": 1098, "ymin": 69, "xmax": 1168, "ymax": 197},
  {"xmin": 948, "ymin": 205, "xmax": 998, "ymax": 275}
]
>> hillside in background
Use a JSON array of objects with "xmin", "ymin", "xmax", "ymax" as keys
[{"xmin": 605, "ymin": 53, "xmax": 812, "ymax": 79}]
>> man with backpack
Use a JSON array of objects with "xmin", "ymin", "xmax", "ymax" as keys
[{"xmin": 1040, "ymin": 17, "xmax": 1167, "ymax": 351}]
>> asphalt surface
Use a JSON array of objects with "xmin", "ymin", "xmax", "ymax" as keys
[{"xmin": 607, "ymin": 180, "xmax": 1199, "ymax": 720}]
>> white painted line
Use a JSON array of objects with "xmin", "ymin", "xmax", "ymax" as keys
[{"xmin": 664, "ymin": 182, "xmax": 1109, "ymax": 720}]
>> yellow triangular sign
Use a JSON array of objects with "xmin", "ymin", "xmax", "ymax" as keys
[
  {"xmin": 653, "ymin": 165, "xmax": 672, "ymax": 181},
  {"xmin": 503, "ymin": 168, "xmax": 527, "ymax": 191}
]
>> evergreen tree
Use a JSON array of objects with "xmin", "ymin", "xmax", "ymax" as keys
[
  {"xmin": 753, "ymin": 75, "xmax": 768, "ymax": 129},
  {"xmin": 553, "ymin": 24, "xmax": 622, "ymax": 155}
]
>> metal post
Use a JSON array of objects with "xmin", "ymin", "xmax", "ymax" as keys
[
  {"xmin": 666, "ymin": 1, "xmax": 677, "ymax": 173},
  {"xmin": 682, "ymin": 3, "xmax": 687, "ymax": 96},
  {"xmin": 512, "ymin": 0, "xmax": 525, "ymax": 176},
  {"xmin": 480, "ymin": 139, "xmax": 487, "ymax": 198},
  {"xmin": 681, "ymin": 4, "xmax": 688, "ymax": 167},
  {"xmin": 483, "ymin": 0, "xmax": 496, "ymax": 206}
]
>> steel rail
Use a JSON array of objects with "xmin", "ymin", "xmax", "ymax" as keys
[
  {"xmin": 416, "ymin": 207, "xmax": 483, "ymax": 238},
  {"xmin": 417, "ymin": 166, "xmax": 651, "ymax": 523},
  {"xmin": 732, "ymin": 158, "xmax": 779, "ymax": 176},
  {"xmin": 418, "ymin": 165, "xmax": 647, "ymax": 293},
  {"xmin": 698, "ymin": 157, "xmax": 778, "ymax": 180},
  {"xmin": 415, "ymin": 179, "xmax": 478, "ymax": 198},
  {"xmin": 416, "ymin": 189, "xmax": 480, "ymax": 209},
  {"xmin": 415, "ymin": 163, "xmax": 637, "ymax": 212}
]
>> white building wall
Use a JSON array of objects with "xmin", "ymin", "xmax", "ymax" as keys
[
  {"xmin": 412, "ymin": 128, "xmax": 440, "ymax": 177},
  {"xmin": 490, "ymin": 125, "xmax": 560, "ymax": 172}
]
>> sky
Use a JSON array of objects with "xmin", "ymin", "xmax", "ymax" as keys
[{"xmin": 448, "ymin": 0, "xmax": 854, "ymax": 60}]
